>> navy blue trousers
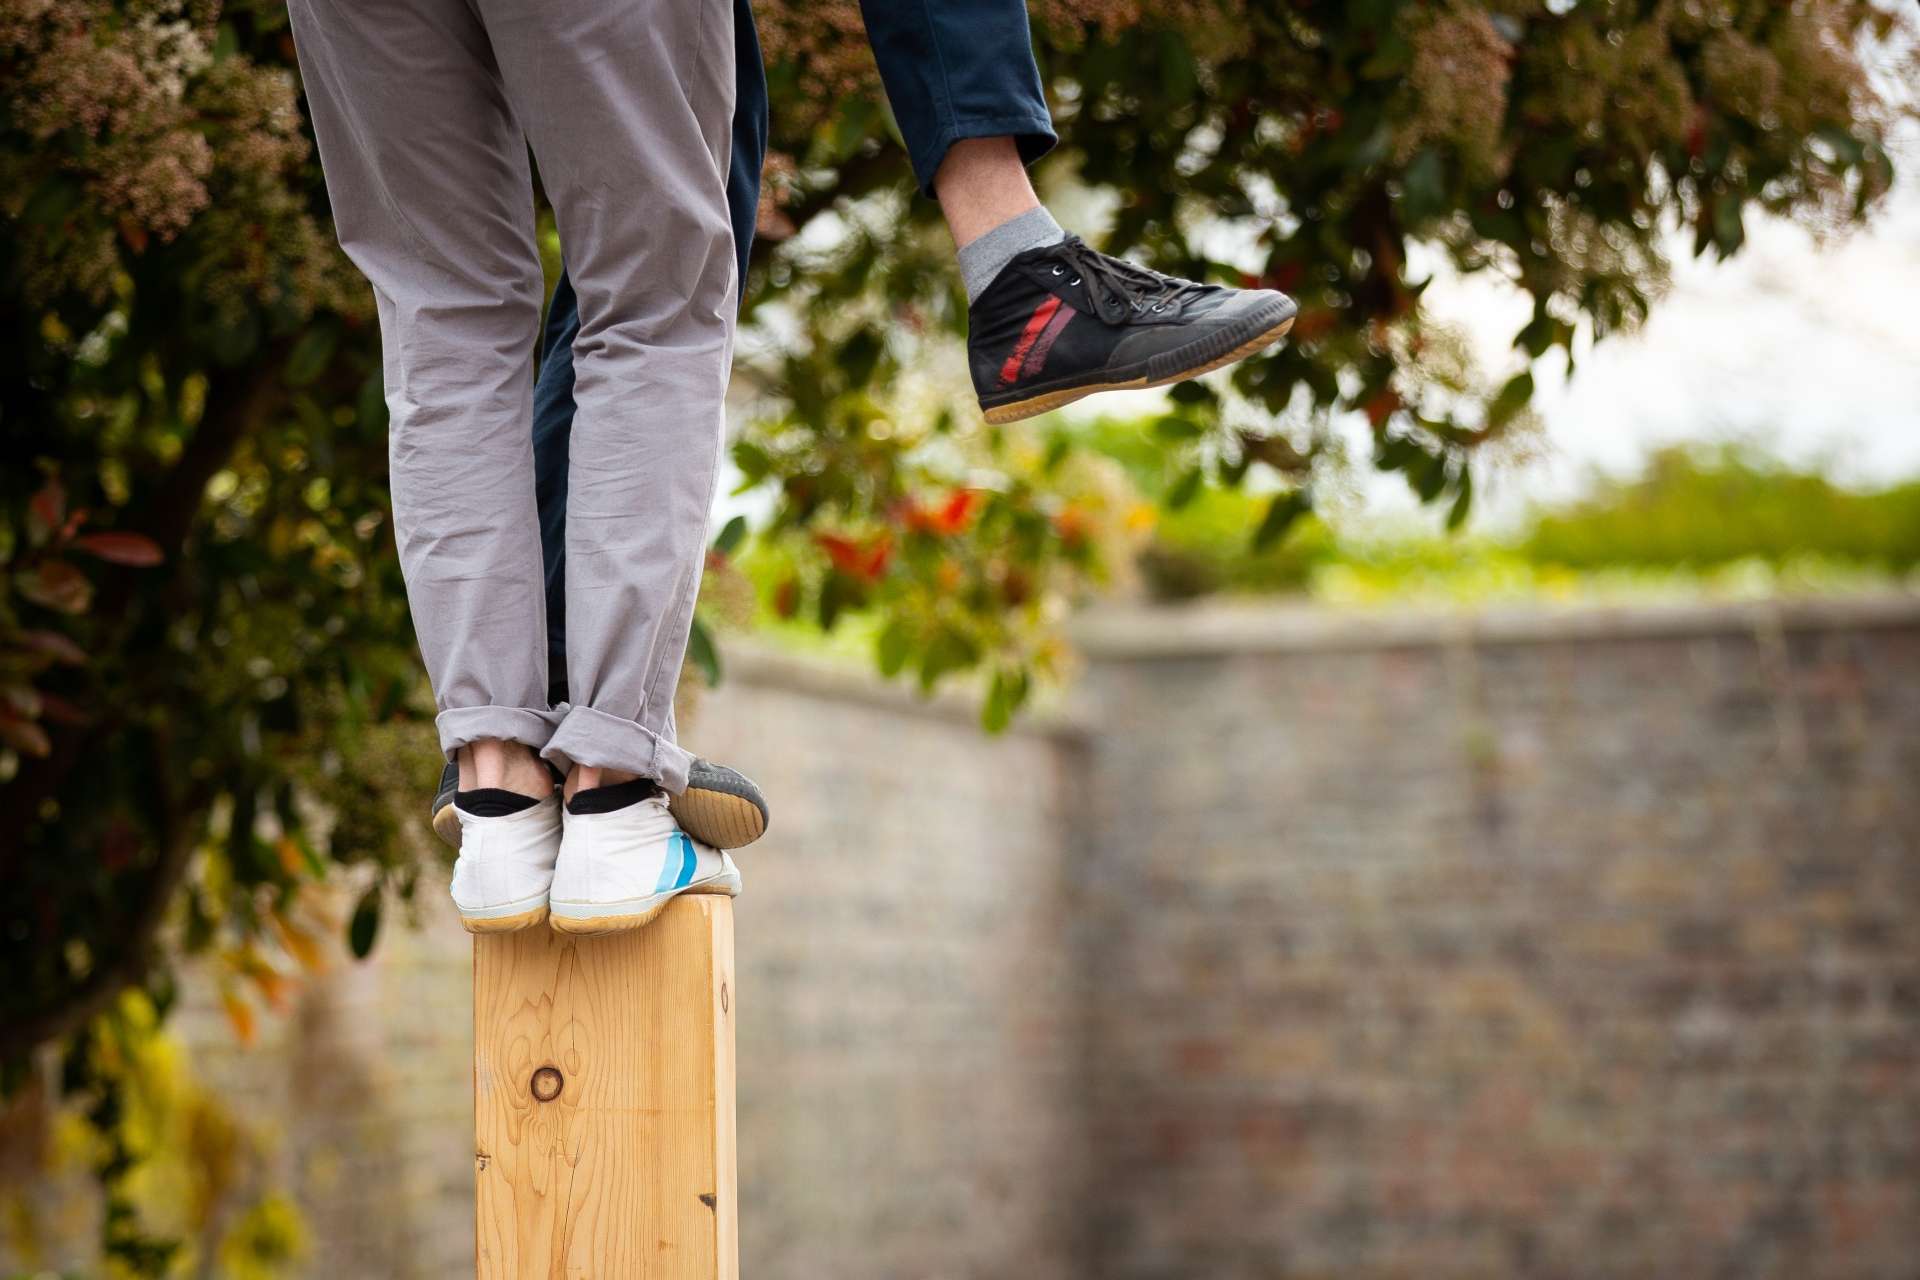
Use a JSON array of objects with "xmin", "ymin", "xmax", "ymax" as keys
[{"xmin": 535, "ymin": 0, "xmax": 1055, "ymax": 694}]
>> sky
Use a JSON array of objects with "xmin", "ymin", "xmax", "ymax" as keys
[
  {"xmin": 1428, "ymin": 117, "xmax": 1920, "ymax": 527},
  {"xmin": 1068, "ymin": 47, "xmax": 1920, "ymax": 533}
]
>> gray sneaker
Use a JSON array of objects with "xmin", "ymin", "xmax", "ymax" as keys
[{"xmin": 431, "ymin": 757, "xmax": 768, "ymax": 852}]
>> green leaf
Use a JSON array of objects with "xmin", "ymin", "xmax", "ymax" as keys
[
  {"xmin": 1488, "ymin": 370, "xmax": 1535, "ymax": 428},
  {"xmin": 1252, "ymin": 489, "xmax": 1310, "ymax": 551},
  {"xmin": 348, "ymin": 885, "xmax": 381, "ymax": 959},
  {"xmin": 21, "ymin": 179, "xmax": 82, "ymax": 228},
  {"xmin": 875, "ymin": 618, "xmax": 912, "ymax": 678},
  {"xmin": 686, "ymin": 615, "xmax": 722, "ymax": 686},
  {"xmin": 1712, "ymin": 193, "xmax": 1745, "ymax": 257},
  {"xmin": 1042, "ymin": 434, "xmax": 1071, "ymax": 474},
  {"xmin": 1166, "ymin": 466, "xmax": 1205, "ymax": 511},
  {"xmin": 731, "ymin": 439, "xmax": 772, "ymax": 486},
  {"xmin": 356, "ymin": 371, "xmax": 388, "ymax": 435},
  {"xmin": 1402, "ymin": 147, "xmax": 1447, "ymax": 223},
  {"xmin": 207, "ymin": 308, "xmax": 261, "ymax": 367},
  {"xmin": 1446, "ymin": 465, "xmax": 1474, "ymax": 531},
  {"xmin": 817, "ymin": 571, "xmax": 861, "ymax": 631},
  {"xmin": 982, "ymin": 668, "xmax": 1029, "ymax": 734},
  {"xmin": 1151, "ymin": 413, "xmax": 1206, "ymax": 442},
  {"xmin": 918, "ymin": 626, "xmax": 978, "ymax": 692},
  {"xmin": 712, "ymin": 514, "xmax": 748, "ymax": 556},
  {"xmin": 284, "ymin": 321, "xmax": 339, "ymax": 387}
]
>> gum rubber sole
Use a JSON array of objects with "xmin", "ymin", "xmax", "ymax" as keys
[
  {"xmin": 668, "ymin": 788, "xmax": 767, "ymax": 849},
  {"xmin": 460, "ymin": 902, "xmax": 549, "ymax": 934},
  {"xmin": 433, "ymin": 802, "xmax": 462, "ymax": 850},
  {"xmin": 548, "ymin": 877, "xmax": 738, "ymax": 936},
  {"xmin": 981, "ymin": 313, "xmax": 1297, "ymax": 425}
]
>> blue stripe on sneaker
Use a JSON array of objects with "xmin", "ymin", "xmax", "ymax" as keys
[
  {"xmin": 673, "ymin": 832, "xmax": 698, "ymax": 889},
  {"xmin": 654, "ymin": 831, "xmax": 697, "ymax": 894},
  {"xmin": 652, "ymin": 832, "xmax": 686, "ymax": 896}
]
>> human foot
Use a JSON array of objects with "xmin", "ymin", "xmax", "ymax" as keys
[
  {"xmin": 431, "ymin": 756, "xmax": 769, "ymax": 850},
  {"xmin": 448, "ymin": 789, "xmax": 562, "ymax": 933},
  {"xmin": 969, "ymin": 234, "xmax": 1296, "ymax": 423},
  {"xmin": 548, "ymin": 782, "xmax": 741, "ymax": 934}
]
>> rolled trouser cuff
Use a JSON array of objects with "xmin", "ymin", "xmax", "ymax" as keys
[
  {"xmin": 908, "ymin": 112, "xmax": 1058, "ymax": 199},
  {"xmin": 436, "ymin": 704, "xmax": 566, "ymax": 760},
  {"xmin": 542, "ymin": 704, "xmax": 694, "ymax": 794}
]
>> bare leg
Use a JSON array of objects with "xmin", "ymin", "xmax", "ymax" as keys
[{"xmin": 933, "ymin": 137, "xmax": 1041, "ymax": 248}]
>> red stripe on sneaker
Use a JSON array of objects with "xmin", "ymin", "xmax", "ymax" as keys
[
  {"xmin": 998, "ymin": 295, "xmax": 1063, "ymax": 386},
  {"xmin": 1020, "ymin": 299, "xmax": 1077, "ymax": 380}
]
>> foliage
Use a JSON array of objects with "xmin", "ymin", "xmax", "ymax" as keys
[
  {"xmin": 1524, "ymin": 445, "xmax": 1920, "ymax": 572},
  {"xmin": 1, "ymin": 991, "xmax": 302, "ymax": 1277},
  {"xmin": 742, "ymin": 0, "xmax": 1914, "ymax": 665},
  {"xmin": 1109, "ymin": 442, "xmax": 1920, "ymax": 602},
  {"xmin": 0, "ymin": 0, "xmax": 1914, "ymax": 1264}
]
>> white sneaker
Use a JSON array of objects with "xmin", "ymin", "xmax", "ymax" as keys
[
  {"xmin": 549, "ymin": 791, "xmax": 742, "ymax": 934},
  {"xmin": 448, "ymin": 794, "xmax": 562, "ymax": 933}
]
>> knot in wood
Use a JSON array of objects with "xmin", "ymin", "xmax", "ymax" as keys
[{"xmin": 530, "ymin": 1065, "xmax": 564, "ymax": 1102}]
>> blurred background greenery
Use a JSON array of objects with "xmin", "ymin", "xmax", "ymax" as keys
[{"xmin": 3, "ymin": 0, "xmax": 1917, "ymax": 1273}]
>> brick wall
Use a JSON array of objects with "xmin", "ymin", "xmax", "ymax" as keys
[
  {"xmin": 8, "ymin": 597, "xmax": 1917, "ymax": 1279},
  {"xmin": 1073, "ymin": 598, "xmax": 1920, "ymax": 1280}
]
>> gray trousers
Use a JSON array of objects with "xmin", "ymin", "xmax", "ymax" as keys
[{"xmin": 289, "ymin": 0, "xmax": 736, "ymax": 792}]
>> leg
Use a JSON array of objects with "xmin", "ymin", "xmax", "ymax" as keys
[
  {"xmin": 287, "ymin": 0, "xmax": 558, "ymax": 768},
  {"xmin": 857, "ymin": 0, "xmax": 1057, "ymax": 200},
  {"xmin": 475, "ymin": 0, "xmax": 738, "ymax": 794},
  {"xmin": 431, "ymin": 16, "xmax": 770, "ymax": 850},
  {"xmin": 531, "ymin": 0, "xmax": 767, "ymax": 705},
  {"xmin": 861, "ymin": 0, "xmax": 1296, "ymax": 422}
]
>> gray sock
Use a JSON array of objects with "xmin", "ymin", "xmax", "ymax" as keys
[{"xmin": 957, "ymin": 206, "xmax": 1066, "ymax": 304}]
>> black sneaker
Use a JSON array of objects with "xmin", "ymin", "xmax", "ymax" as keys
[
  {"xmin": 430, "ymin": 757, "xmax": 769, "ymax": 851},
  {"xmin": 969, "ymin": 235, "xmax": 1297, "ymax": 424}
]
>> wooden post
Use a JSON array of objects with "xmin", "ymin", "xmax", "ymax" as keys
[{"xmin": 472, "ymin": 896, "xmax": 737, "ymax": 1278}]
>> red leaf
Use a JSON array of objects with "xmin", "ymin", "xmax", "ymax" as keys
[
  {"xmin": 72, "ymin": 532, "xmax": 164, "ymax": 566},
  {"xmin": 17, "ymin": 559, "xmax": 92, "ymax": 613},
  {"xmin": 933, "ymin": 490, "xmax": 981, "ymax": 535},
  {"xmin": 0, "ymin": 712, "xmax": 51, "ymax": 758},
  {"xmin": 772, "ymin": 578, "xmax": 800, "ymax": 619},
  {"xmin": 118, "ymin": 215, "xmax": 149, "ymax": 254},
  {"xmin": 900, "ymin": 490, "xmax": 983, "ymax": 537},
  {"xmin": 17, "ymin": 630, "xmax": 87, "ymax": 665},
  {"xmin": 814, "ymin": 533, "xmax": 864, "ymax": 576},
  {"xmin": 37, "ymin": 692, "xmax": 89, "ymax": 726},
  {"xmin": 814, "ymin": 532, "xmax": 892, "ymax": 583},
  {"xmin": 1364, "ymin": 389, "xmax": 1401, "ymax": 427},
  {"xmin": 26, "ymin": 479, "xmax": 64, "ymax": 542}
]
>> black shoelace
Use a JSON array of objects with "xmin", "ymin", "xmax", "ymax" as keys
[{"xmin": 1045, "ymin": 235, "xmax": 1211, "ymax": 324}]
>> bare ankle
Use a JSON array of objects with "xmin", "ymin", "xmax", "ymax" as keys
[
  {"xmin": 565, "ymin": 764, "xmax": 640, "ymax": 801},
  {"xmin": 934, "ymin": 136, "xmax": 1042, "ymax": 248},
  {"xmin": 459, "ymin": 739, "xmax": 552, "ymax": 800}
]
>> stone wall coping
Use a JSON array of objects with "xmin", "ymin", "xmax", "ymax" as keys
[
  {"xmin": 1069, "ymin": 593, "xmax": 1920, "ymax": 659},
  {"xmin": 713, "ymin": 594, "xmax": 1917, "ymax": 726},
  {"xmin": 715, "ymin": 642, "xmax": 1091, "ymax": 738}
]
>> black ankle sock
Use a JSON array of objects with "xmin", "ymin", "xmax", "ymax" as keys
[
  {"xmin": 455, "ymin": 787, "xmax": 540, "ymax": 818},
  {"xmin": 566, "ymin": 778, "xmax": 661, "ymax": 815}
]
